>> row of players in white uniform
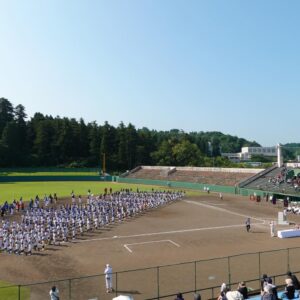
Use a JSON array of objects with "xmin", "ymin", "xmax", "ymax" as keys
[
  {"xmin": 0, "ymin": 190, "xmax": 184, "ymax": 255},
  {"xmin": 287, "ymin": 204, "xmax": 300, "ymax": 214}
]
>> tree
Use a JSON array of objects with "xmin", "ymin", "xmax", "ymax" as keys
[
  {"xmin": 117, "ymin": 122, "xmax": 127, "ymax": 171},
  {"xmin": 136, "ymin": 127, "xmax": 156, "ymax": 165},
  {"xmin": 0, "ymin": 140, "xmax": 8, "ymax": 166},
  {"xmin": 151, "ymin": 140, "xmax": 176, "ymax": 166},
  {"xmin": 89, "ymin": 122, "xmax": 101, "ymax": 166},
  {"xmin": 14, "ymin": 104, "xmax": 28, "ymax": 165},
  {"xmin": 55, "ymin": 118, "xmax": 76, "ymax": 163},
  {"xmin": 0, "ymin": 98, "xmax": 14, "ymax": 137},
  {"xmin": 211, "ymin": 137, "xmax": 221, "ymax": 157},
  {"xmin": 100, "ymin": 121, "xmax": 117, "ymax": 171},
  {"xmin": 1, "ymin": 121, "xmax": 22, "ymax": 165},
  {"xmin": 78, "ymin": 118, "xmax": 89, "ymax": 159},
  {"xmin": 172, "ymin": 140, "xmax": 202, "ymax": 166},
  {"xmin": 34, "ymin": 120, "xmax": 55, "ymax": 165},
  {"xmin": 126, "ymin": 123, "xmax": 137, "ymax": 169},
  {"xmin": 194, "ymin": 134, "xmax": 209, "ymax": 155},
  {"xmin": 14, "ymin": 104, "xmax": 27, "ymax": 124},
  {"xmin": 0, "ymin": 98, "xmax": 264, "ymax": 169}
]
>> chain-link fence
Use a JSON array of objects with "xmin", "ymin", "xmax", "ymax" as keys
[{"xmin": 2, "ymin": 247, "xmax": 300, "ymax": 300}]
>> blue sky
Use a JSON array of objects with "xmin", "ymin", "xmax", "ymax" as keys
[{"xmin": 0, "ymin": 1, "xmax": 299, "ymax": 146}]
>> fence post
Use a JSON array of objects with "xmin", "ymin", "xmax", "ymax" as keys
[
  {"xmin": 228, "ymin": 257, "xmax": 231, "ymax": 288},
  {"xmin": 194, "ymin": 261, "xmax": 197, "ymax": 292},
  {"xmin": 287, "ymin": 248, "xmax": 290, "ymax": 272},
  {"xmin": 18, "ymin": 285, "xmax": 21, "ymax": 300},
  {"xmin": 69, "ymin": 279, "xmax": 71, "ymax": 300},
  {"xmin": 157, "ymin": 266, "xmax": 160, "ymax": 299},
  {"xmin": 116, "ymin": 272, "xmax": 118, "ymax": 297},
  {"xmin": 258, "ymin": 252, "xmax": 261, "ymax": 282}
]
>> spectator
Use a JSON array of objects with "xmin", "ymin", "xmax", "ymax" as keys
[
  {"xmin": 218, "ymin": 291, "xmax": 227, "ymax": 300},
  {"xmin": 238, "ymin": 282, "xmax": 248, "ymax": 299},
  {"xmin": 286, "ymin": 271, "xmax": 300, "ymax": 290},
  {"xmin": 221, "ymin": 283, "xmax": 228, "ymax": 293},
  {"xmin": 218, "ymin": 283, "xmax": 228, "ymax": 300},
  {"xmin": 49, "ymin": 286, "xmax": 59, "ymax": 300},
  {"xmin": 226, "ymin": 290, "xmax": 244, "ymax": 300},
  {"xmin": 194, "ymin": 293, "xmax": 201, "ymax": 300},
  {"xmin": 266, "ymin": 278, "xmax": 278, "ymax": 300},
  {"xmin": 261, "ymin": 274, "xmax": 269, "ymax": 291},
  {"xmin": 261, "ymin": 284, "xmax": 275, "ymax": 300},
  {"xmin": 174, "ymin": 292, "xmax": 184, "ymax": 300},
  {"xmin": 281, "ymin": 278, "xmax": 295, "ymax": 299}
]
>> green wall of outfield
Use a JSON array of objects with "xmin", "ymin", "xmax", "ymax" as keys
[
  {"xmin": 0, "ymin": 175, "xmax": 112, "ymax": 182},
  {"xmin": 239, "ymin": 188, "xmax": 266, "ymax": 197}
]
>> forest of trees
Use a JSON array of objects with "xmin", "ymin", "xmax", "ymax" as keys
[{"xmin": 0, "ymin": 98, "xmax": 261, "ymax": 172}]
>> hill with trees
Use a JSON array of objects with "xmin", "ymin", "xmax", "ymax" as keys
[{"xmin": 0, "ymin": 98, "xmax": 261, "ymax": 171}]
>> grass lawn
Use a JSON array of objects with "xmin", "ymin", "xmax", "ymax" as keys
[
  {"xmin": 0, "ymin": 281, "xmax": 30, "ymax": 300},
  {"xmin": 0, "ymin": 181, "xmax": 202, "ymax": 204}
]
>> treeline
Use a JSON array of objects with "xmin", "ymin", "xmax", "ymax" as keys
[
  {"xmin": 282, "ymin": 144, "xmax": 300, "ymax": 161},
  {"xmin": 0, "ymin": 98, "xmax": 260, "ymax": 171}
]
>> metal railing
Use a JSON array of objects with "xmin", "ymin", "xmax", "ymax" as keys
[{"xmin": 1, "ymin": 247, "xmax": 300, "ymax": 300}]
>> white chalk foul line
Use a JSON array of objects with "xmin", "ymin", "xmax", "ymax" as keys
[
  {"xmin": 184, "ymin": 200, "xmax": 265, "ymax": 222},
  {"xmin": 124, "ymin": 239, "xmax": 180, "ymax": 253},
  {"xmin": 201, "ymin": 202, "xmax": 227, "ymax": 206},
  {"xmin": 124, "ymin": 244, "xmax": 133, "ymax": 253},
  {"xmin": 76, "ymin": 222, "xmax": 264, "ymax": 243}
]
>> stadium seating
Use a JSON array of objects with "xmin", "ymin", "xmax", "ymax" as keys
[
  {"xmin": 126, "ymin": 166, "xmax": 257, "ymax": 186},
  {"xmin": 242, "ymin": 166, "xmax": 300, "ymax": 196},
  {"xmin": 126, "ymin": 167, "xmax": 169, "ymax": 180}
]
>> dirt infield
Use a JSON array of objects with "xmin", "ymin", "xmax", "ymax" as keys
[{"xmin": 1, "ymin": 192, "xmax": 300, "ymax": 299}]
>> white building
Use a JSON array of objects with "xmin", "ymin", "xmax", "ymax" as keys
[
  {"xmin": 222, "ymin": 146, "xmax": 277, "ymax": 162},
  {"xmin": 241, "ymin": 146, "xmax": 277, "ymax": 160}
]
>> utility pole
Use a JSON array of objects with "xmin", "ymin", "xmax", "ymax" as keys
[
  {"xmin": 277, "ymin": 143, "xmax": 283, "ymax": 167},
  {"xmin": 102, "ymin": 153, "xmax": 106, "ymax": 175}
]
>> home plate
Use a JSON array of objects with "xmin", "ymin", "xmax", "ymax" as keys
[
  {"xmin": 208, "ymin": 276, "xmax": 215, "ymax": 280},
  {"xmin": 113, "ymin": 236, "xmax": 118, "ymax": 238}
]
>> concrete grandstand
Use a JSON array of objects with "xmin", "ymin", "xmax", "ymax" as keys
[{"xmin": 121, "ymin": 164, "xmax": 300, "ymax": 200}]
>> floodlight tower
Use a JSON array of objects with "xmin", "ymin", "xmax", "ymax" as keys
[{"xmin": 277, "ymin": 143, "xmax": 283, "ymax": 167}]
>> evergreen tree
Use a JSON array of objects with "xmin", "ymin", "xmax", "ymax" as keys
[
  {"xmin": 89, "ymin": 122, "xmax": 101, "ymax": 166},
  {"xmin": 34, "ymin": 120, "xmax": 55, "ymax": 165},
  {"xmin": 0, "ymin": 98, "xmax": 14, "ymax": 137},
  {"xmin": 117, "ymin": 122, "xmax": 127, "ymax": 171},
  {"xmin": 126, "ymin": 123, "xmax": 137, "ymax": 169},
  {"xmin": 0, "ymin": 98, "xmax": 263, "ymax": 169},
  {"xmin": 14, "ymin": 104, "xmax": 28, "ymax": 165},
  {"xmin": 1, "ymin": 121, "xmax": 19, "ymax": 166}
]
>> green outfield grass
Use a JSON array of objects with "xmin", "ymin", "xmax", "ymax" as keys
[
  {"xmin": 0, "ymin": 281, "xmax": 30, "ymax": 300},
  {"xmin": 0, "ymin": 181, "xmax": 201, "ymax": 204},
  {"xmin": 0, "ymin": 171, "xmax": 99, "ymax": 176}
]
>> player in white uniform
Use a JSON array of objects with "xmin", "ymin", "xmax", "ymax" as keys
[{"xmin": 104, "ymin": 264, "xmax": 113, "ymax": 293}]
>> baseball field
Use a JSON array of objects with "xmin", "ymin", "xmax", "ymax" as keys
[{"xmin": 1, "ymin": 182, "xmax": 300, "ymax": 300}]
